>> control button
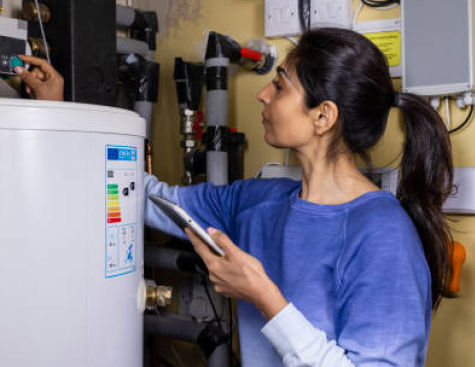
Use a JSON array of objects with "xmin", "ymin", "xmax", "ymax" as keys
[
  {"xmin": 130, "ymin": 182, "xmax": 135, "ymax": 190},
  {"xmin": 10, "ymin": 56, "xmax": 23, "ymax": 68},
  {"xmin": 123, "ymin": 187, "xmax": 129, "ymax": 196}
]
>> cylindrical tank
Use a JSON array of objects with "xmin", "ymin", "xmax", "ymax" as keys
[{"xmin": 0, "ymin": 99, "xmax": 145, "ymax": 367}]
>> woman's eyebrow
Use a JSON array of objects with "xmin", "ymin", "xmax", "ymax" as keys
[
  {"xmin": 276, "ymin": 66, "xmax": 290, "ymax": 79},
  {"xmin": 276, "ymin": 65, "xmax": 297, "ymax": 88}
]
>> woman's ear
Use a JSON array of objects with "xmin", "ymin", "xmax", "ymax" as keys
[{"xmin": 309, "ymin": 101, "xmax": 339, "ymax": 136}]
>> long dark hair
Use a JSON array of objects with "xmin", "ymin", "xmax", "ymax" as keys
[{"xmin": 286, "ymin": 28, "xmax": 454, "ymax": 309}]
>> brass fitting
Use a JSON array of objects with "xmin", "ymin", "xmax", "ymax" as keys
[
  {"xmin": 146, "ymin": 282, "xmax": 173, "ymax": 309},
  {"xmin": 28, "ymin": 37, "xmax": 51, "ymax": 58},
  {"xmin": 22, "ymin": 1, "xmax": 51, "ymax": 23}
]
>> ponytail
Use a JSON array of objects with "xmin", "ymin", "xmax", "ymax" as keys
[
  {"xmin": 396, "ymin": 92, "xmax": 454, "ymax": 309},
  {"xmin": 288, "ymin": 28, "xmax": 454, "ymax": 308}
]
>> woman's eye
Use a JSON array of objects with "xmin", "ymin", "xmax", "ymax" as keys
[{"xmin": 272, "ymin": 80, "xmax": 282, "ymax": 91}]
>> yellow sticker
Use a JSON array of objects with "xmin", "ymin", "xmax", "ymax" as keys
[{"xmin": 364, "ymin": 31, "xmax": 401, "ymax": 68}]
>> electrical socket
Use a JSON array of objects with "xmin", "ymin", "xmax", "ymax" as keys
[
  {"xmin": 265, "ymin": 0, "xmax": 302, "ymax": 37},
  {"xmin": 310, "ymin": 0, "xmax": 353, "ymax": 29}
]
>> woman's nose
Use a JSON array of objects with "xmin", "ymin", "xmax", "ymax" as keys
[{"xmin": 257, "ymin": 83, "xmax": 272, "ymax": 105}]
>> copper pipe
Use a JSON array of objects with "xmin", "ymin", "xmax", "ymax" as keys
[{"xmin": 146, "ymin": 140, "xmax": 153, "ymax": 174}]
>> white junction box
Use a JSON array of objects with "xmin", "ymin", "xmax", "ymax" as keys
[
  {"xmin": 402, "ymin": 0, "xmax": 475, "ymax": 96},
  {"xmin": 443, "ymin": 167, "xmax": 475, "ymax": 214},
  {"xmin": 265, "ymin": 0, "xmax": 302, "ymax": 37},
  {"xmin": 310, "ymin": 0, "xmax": 353, "ymax": 29}
]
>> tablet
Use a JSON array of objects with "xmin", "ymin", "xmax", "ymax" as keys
[{"xmin": 149, "ymin": 195, "xmax": 225, "ymax": 256}]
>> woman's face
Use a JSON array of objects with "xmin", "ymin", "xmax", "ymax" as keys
[{"xmin": 257, "ymin": 64, "xmax": 315, "ymax": 149}]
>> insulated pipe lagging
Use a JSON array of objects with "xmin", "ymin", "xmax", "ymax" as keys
[
  {"xmin": 208, "ymin": 344, "xmax": 229, "ymax": 367},
  {"xmin": 144, "ymin": 315, "xmax": 229, "ymax": 366},
  {"xmin": 116, "ymin": 4, "xmax": 135, "ymax": 27},
  {"xmin": 144, "ymin": 247, "xmax": 205, "ymax": 274},
  {"xmin": 116, "ymin": 36, "xmax": 153, "ymax": 60},
  {"xmin": 144, "ymin": 315, "xmax": 205, "ymax": 341},
  {"xmin": 205, "ymin": 34, "xmax": 230, "ymax": 185}
]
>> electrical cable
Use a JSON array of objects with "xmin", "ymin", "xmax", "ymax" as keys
[
  {"xmin": 228, "ymin": 299, "xmax": 233, "ymax": 363},
  {"xmin": 445, "ymin": 97, "xmax": 451, "ymax": 130},
  {"xmin": 33, "ymin": 0, "xmax": 50, "ymax": 64},
  {"xmin": 201, "ymin": 277, "xmax": 225, "ymax": 332},
  {"xmin": 201, "ymin": 276, "xmax": 242, "ymax": 366},
  {"xmin": 449, "ymin": 105, "xmax": 474, "ymax": 134},
  {"xmin": 228, "ymin": 299, "xmax": 242, "ymax": 367},
  {"xmin": 361, "ymin": 0, "xmax": 400, "ymax": 7}
]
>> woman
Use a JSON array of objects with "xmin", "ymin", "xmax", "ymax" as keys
[{"xmin": 20, "ymin": 28, "xmax": 453, "ymax": 367}]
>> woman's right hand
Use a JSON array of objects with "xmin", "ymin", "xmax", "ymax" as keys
[{"xmin": 15, "ymin": 55, "xmax": 64, "ymax": 101}]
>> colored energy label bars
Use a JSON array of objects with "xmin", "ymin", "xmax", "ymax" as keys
[{"xmin": 107, "ymin": 184, "xmax": 121, "ymax": 223}]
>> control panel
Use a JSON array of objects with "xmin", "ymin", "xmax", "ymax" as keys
[
  {"xmin": 0, "ymin": 17, "xmax": 27, "ymax": 75},
  {"xmin": 105, "ymin": 145, "xmax": 138, "ymax": 278}
]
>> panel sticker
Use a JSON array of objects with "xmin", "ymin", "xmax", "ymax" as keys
[
  {"xmin": 364, "ymin": 30, "xmax": 401, "ymax": 68},
  {"xmin": 105, "ymin": 146, "xmax": 138, "ymax": 278}
]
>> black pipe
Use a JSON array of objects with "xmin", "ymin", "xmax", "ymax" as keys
[
  {"xmin": 144, "ymin": 315, "xmax": 230, "ymax": 366},
  {"xmin": 144, "ymin": 246, "xmax": 207, "ymax": 275},
  {"xmin": 174, "ymin": 57, "xmax": 204, "ymax": 111}
]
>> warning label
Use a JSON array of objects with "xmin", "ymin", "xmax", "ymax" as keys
[{"xmin": 364, "ymin": 31, "xmax": 401, "ymax": 68}]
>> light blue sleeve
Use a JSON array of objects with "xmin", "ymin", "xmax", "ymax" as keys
[
  {"xmin": 143, "ymin": 173, "xmax": 187, "ymax": 240},
  {"xmin": 335, "ymin": 199, "xmax": 431, "ymax": 366}
]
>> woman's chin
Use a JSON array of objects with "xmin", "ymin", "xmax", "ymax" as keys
[{"xmin": 264, "ymin": 134, "xmax": 286, "ymax": 149}]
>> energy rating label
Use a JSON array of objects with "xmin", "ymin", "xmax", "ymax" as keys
[{"xmin": 105, "ymin": 145, "xmax": 138, "ymax": 278}]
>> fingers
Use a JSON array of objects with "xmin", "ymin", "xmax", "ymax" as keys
[
  {"xmin": 16, "ymin": 68, "xmax": 42, "ymax": 89},
  {"xmin": 207, "ymin": 227, "xmax": 236, "ymax": 254},
  {"xmin": 30, "ymin": 67, "xmax": 46, "ymax": 81},
  {"xmin": 18, "ymin": 55, "xmax": 58, "ymax": 76},
  {"xmin": 14, "ymin": 56, "xmax": 64, "ymax": 101},
  {"xmin": 185, "ymin": 228, "xmax": 216, "ymax": 264}
]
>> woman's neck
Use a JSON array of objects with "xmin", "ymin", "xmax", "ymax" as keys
[{"xmin": 296, "ymin": 148, "xmax": 379, "ymax": 205}]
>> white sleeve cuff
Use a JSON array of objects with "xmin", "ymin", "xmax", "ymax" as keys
[
  {"xmin": 261, "ymin": 303, "xmax": 323, "ymax": 357},
  {"xmin": 261, "ymin": 303, "xmax": 354, "ymax": 367}
]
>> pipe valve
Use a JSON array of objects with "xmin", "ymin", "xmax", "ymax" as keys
[{"xmin": 145, "ymin": 280, "xmax": 173, "ymax": 309}]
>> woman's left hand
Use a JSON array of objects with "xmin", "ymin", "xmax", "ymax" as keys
[{"xmin": 185, "ymin": 227, "xmax": 288, "ymax": 320}]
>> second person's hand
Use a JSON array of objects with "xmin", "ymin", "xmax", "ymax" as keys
[{"xmin": 15, "ymin": 55, "xmax": 64, "ymax": 101}]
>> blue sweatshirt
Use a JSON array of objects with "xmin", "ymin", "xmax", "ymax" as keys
[{"xmin": 144, "ymin": 175, "xmax": 431, "ymax": 367}]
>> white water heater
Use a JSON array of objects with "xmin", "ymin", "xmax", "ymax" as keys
[{"xmin": 0, "ymin": 99, "xmax": 145, "ymax": 367}]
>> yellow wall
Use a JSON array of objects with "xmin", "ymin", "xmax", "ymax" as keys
[
  {"xmin": 2, "ymin": 0, "xmax": 472, "ymax": 363},
  {"xmin": 139, "ymin": 1, "xmax": 474, "ymax": 365}
]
